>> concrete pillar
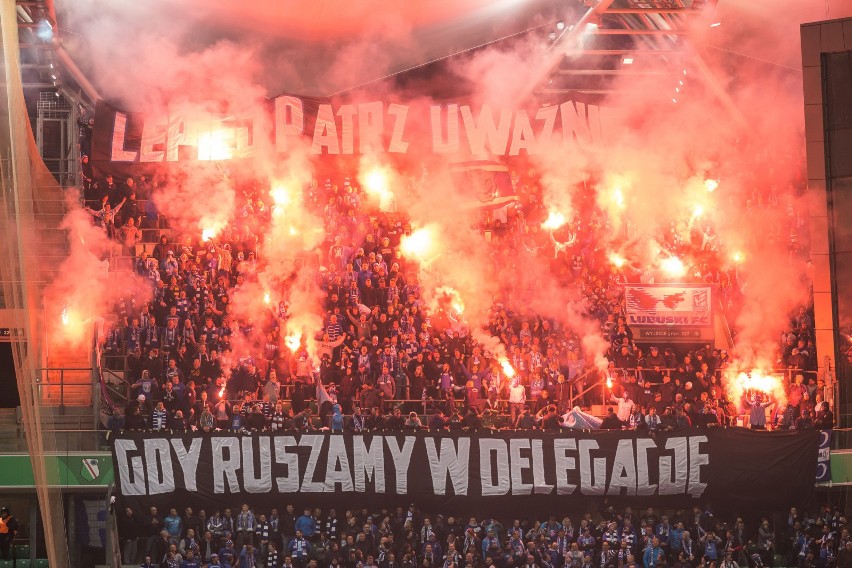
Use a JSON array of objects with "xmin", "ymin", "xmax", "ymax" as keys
[{"xmin": 801, "ymin": 20, "xmax": 852, "ymax": 413}]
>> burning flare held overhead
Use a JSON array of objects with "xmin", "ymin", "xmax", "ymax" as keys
[
  {"xmin": 365, "ymin": 168, "xmax": 387, "ymax": 194},
  {"xmin": 400, "ymin": 226, "xmax": 437, "ymax": 262},
  {"xmin": 612, "ymin": 187, "xmax": 626, "ymax": 210},
  {"xmin": 597, "ymin": 176, "xmax": 633, "ymax": 219},
  {"xmin": 435, "ymin": 286, "xmax": 465, "ymax": 317},
  {"xmin": 542, "ymin": 210, "xmax": 567, "ymax": 231},
  {"xmin": 499, "ymin": 358, "xmax": 516, "ymax": 378},
  {"xmin": 608, "ymin": 252, "xmax": 627, "ymax": 269},
  {"xmin": 200, "ymin": 215, "xmax": 229, "ymax": 242},
  {"xmin": 263, "ymin": 292, "xmax": 271, "ymax": 305},
  {"xmin": 362, "ymin": 166, "xmax": 395, "ymax": 210},
  {"xmin": 56, "ymin": 304, "xmax": 90, "ymax": 345},
  {"xmin": 270, "ymin": 184, "xmax": 292, "ymax": 208},
  {"xmin": 661, "ymin": 255, "xmax": 686, "ymax": 278},
  {"xmin": 704, "ymin": 179, "xmax": 719, "ymax": 193},
  {"xmin": 285, "ymin": 332, "xmax": 302, "ymax": 352},
  {"xmin": 736, "ymin": 371, "xmax": 781, "ymax": 394},
  {"xmin": 726, "ymin": 370, "xmax": 786, "ymax": 408},
  {"xmin": 197, "ymin": 129, "xmax": 235, "ymax": 161}
]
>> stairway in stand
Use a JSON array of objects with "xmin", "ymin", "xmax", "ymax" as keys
[
  {"xmin": 42, "ymin": 332, "xmax": 94, "ymax": 408},
  {"xmin": 0, "ymin": 409, "xmax": 26, "ymax": 452},
  {"xmin": 30, "ymin": 189, "xmax": 96, "ymax": 409}
]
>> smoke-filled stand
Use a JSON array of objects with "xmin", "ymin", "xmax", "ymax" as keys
[{"xmin": 0, "ymin": 1, "xmax": 851, "ymax": 567}]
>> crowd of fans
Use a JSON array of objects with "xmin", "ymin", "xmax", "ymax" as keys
[
  {"xmin": 77, "ymin": 139, "xmax": 831, "ymax": 568},
  {"xmin": 79, "ymin": 144, "xmax": 823, "ymax": 434},
  {"xmin": 119, "ymin": 500, "xmax": 852, "ymax": 568}
]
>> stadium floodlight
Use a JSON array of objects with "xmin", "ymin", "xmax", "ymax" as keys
[
  {"xmin": 548, "ymin": 32, "xmax": 557, "ymax": 41},
  {"xmin": 622, "ymin": 56, "xmax": 634, "ymax": 65},
  {"xmin": 556, "ymin": 21, "xmax": 566, "ymax": 30}
]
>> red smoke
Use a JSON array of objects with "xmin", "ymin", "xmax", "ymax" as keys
[{"xmin": 48, "ymin": 0, "xmax": 851, "ymax": 391}]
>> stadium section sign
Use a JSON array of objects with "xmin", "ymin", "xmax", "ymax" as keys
[
  {"xmin": 112, "ymin": 429, "xmax": 817, "ymax": 514},
  {"xmin": 625, "ymin": 285, "xmax": 715, "ymax": 343}
]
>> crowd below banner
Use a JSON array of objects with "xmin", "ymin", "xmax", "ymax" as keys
[
  {"xmin": 119, "ymin": 500, "xmax": 852, "ymax": 568},
  {"xmin": 78, "ymin": 143, "xmax": 821, "ymax": 437}
]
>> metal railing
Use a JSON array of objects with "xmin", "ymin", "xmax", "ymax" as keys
[
  {"xmin": 8, "ymin": 428, "xmax": 105, "ymax": 453},
  {"xmin": 829, "ymin": 428, "xmax": 852, "ymax": 450},
  {"xmin": 601, "ymin": 366, "xmax": 818, "ymax": 383},
  {"xmin": 97, "ymin": 323, "xmax": 831, "ymax": 434},
  {"xmin": 101, "ymin": 367, "xmax": 130, "ymax": 407},
  {"xmin": 106, "ymin": 482, "xmax": 122, "ymax": 568},
  {"xmin": 567, "ymin": 368, "xmax": 601, "ymax": 408},
  {"xmin": 34, "ymin": 367, "xmax": 95, "ymax": 413},
  {"xmin": 106, "ymin": 364, "xmax": 823, "ymax": 408},
  {"xmin": 568, "ymin": 366, "xmax": 823, "ymax": 417},
  {"xmin": 39, "ymin": 429, "xmax": 106, "ymax": 452}
]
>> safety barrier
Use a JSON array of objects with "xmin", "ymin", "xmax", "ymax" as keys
[
  {"xmin": 34, "ymin": 367, "xmax": 95, "ymax": 412},
  {"xmin": 98, "ymin": 343, "xmax": 831, "ymax": 429}
]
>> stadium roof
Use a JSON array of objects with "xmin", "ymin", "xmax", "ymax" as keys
[{"xmin": 12, "ymin": 0, "xmax": 845, "ymax": 109}]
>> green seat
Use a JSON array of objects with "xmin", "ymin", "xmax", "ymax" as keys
[
  {"xmin": 16, "ymin": 560, "xmax": 31, "ymax": 568},
  {"xmin": 13, "ymin": 545, "xmax": 29, "ymax": 559},
  {"xmin": 0, "ymin": 560, "xmax": 12, "ymax": 568},
  {"xmin": 34, "ymin": 560, "xmax": 49, "ymax": 568}
]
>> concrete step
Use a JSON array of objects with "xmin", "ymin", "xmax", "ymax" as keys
[
  {"xmin": 40, "ymin": 406, "xmax": 97, "ymax": 418},
  {"xmin": 30, "ymin": 233, "xmax": 69, "ymax": 245},
  {"xmin": 0, "ymin": 439, "xmax": 27, "ymax": 452},
  {"xmin": 39, "ymin": 385, "xmax": 92, "ymax": 407},
  {"xmin": 0, "ymin": 410, "xmax": 25, "ymax": 452},
  {"xmin": 30, "ymin": 247, "xmax": 70, "ymax": 258},
  {"xmin": 36, "ymin": 238, "xmax": 69, "ymax": 251},
  {"xmin": 47, "ymin": 341, "xmax": 92, "ymax": 361},
  {"xmin": 27, "ymin": 212, "xmax": 66, "ymax": 219},
  {"xmin": 42, "ymin": 413, "xmax": 96, "ymax": 429},
  {"xmin": 43, "ymin": 335, "xmax": 95, "ymax": 406},
  {"xmin": 0, "ymin": 408, "xmax": 18, "ymax": 426},
  {"xmin": 36, "ymin": 201, "xmax": 67, "ymax": 215},
  {"xmin": 29, "ymin": 253, "xmax": 69, "ymax": 262}
]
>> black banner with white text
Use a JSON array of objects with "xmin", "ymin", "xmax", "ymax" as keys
[{"xmin": 111, "ymin": 429, "xmax": 818, "ymax": 515}]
